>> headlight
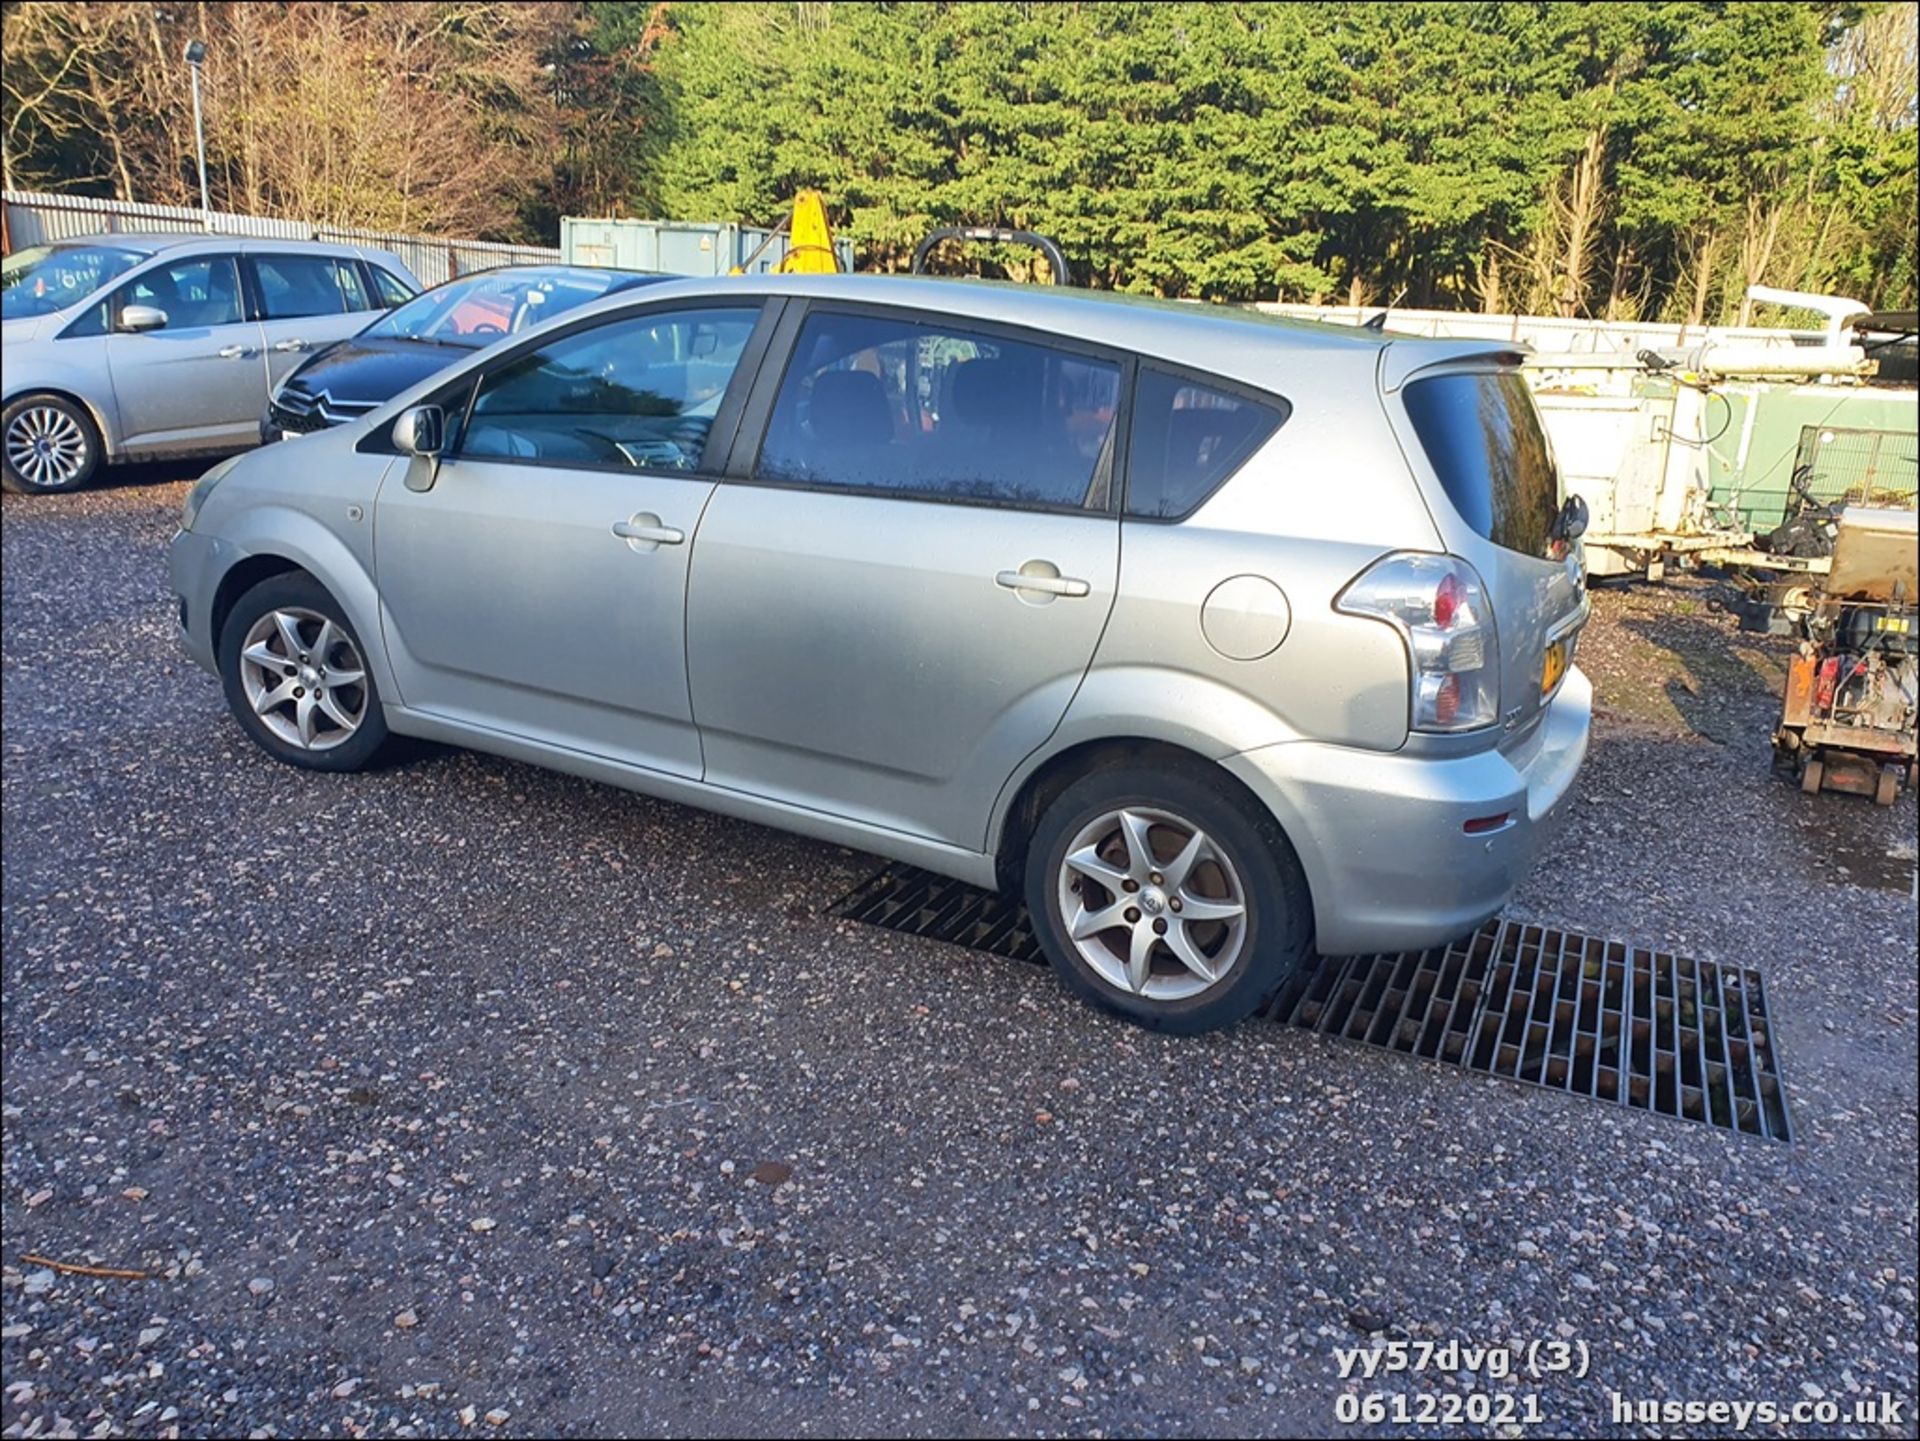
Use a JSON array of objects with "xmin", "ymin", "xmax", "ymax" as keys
[{"xmin": 181, "ymin": 454, "xmax": 241, "ymax": 531}]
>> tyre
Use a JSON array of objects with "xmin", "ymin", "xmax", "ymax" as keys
[
  {"xmin": 218, "ymin": 572, "xmax": 390, "ymax": 772},
  {"xmin": 1024, "ymin": 763, "xmax": 1311, "ymax": 1034},
  {"xmin": 1874, "ymin": 766, "xmax": 1899, "ymax": 807},
  {"xmin": 3, "ymin": 394, "xmax": 101, "ymax": 494},
  {"xmin": 1800, "ymin": 756, "xmax": 1824, "ymax": 796}
]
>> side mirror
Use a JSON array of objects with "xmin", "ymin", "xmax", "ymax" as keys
[
  {"xmin": 393, "ymin": 404, "xmax": 445, "ymax": 458},
  {"xmin": 119, "ymin": 304, "xmax": 169, "ymax": 333},
  {"xmin": 1552, "ymin": 493, "xmax": 1590, "ymax": 544}
]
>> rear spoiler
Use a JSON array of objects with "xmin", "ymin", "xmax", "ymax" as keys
[{"xmin": 1378, "ymin": 339, "xmax": 1529, "ymax": 393}]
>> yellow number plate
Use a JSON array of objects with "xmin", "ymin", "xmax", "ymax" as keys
[{"xmin": 1542, "ymin": 638, "xmax": 1569, "ymax": 697}]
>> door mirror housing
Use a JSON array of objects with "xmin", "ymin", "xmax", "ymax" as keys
[
  {"xmin": 119, "ymin": 304, "xmax": 169, "ymax": 333},
  {"xmin": 393, "ymin": 404, "xmax": 445, "ymax": 458}
]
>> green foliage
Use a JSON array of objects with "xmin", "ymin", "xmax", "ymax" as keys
[
  {"xmin": 5, "ymin": 1, "xmax": 1912, "ymax": 314},
  {"xmin": 627, "ymin": 0, "xmax": 1916, "ymax": 314}
]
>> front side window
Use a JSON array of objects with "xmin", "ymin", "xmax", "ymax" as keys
[
  {"xmin": 2, "ymin": 242, "xmax": 144, "ymax": 320},
  {"xmin": 252, "ymin": 254, "xmax": 357, "ymax": 320},
  {"xmin": 120, "ymin": 255, "xmax": 244, "ymax": 329},
  {"xmin": 1126, "ymin": 370, "xmax": 1287, "ymax": 520},
  {"xmin": 459, "ymin": 306, "xmax": 758, "ymax": 470},
  {"xmin": 757, "ymin": 311, "xmax": 1122, "ymax": 510}
]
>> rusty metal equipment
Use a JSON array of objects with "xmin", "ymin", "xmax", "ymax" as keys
[
  {"xmin": 1771, "ymin": 507, "xmax": 1918, "ymax": 805},
  {"xmin": 831, "ymin": 866, "xmax": 1792, "ymax": 1142}
]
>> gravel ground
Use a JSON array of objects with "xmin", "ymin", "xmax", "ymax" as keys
[{"xmin": 3, "ymin": 474, "xmax": 1915, "ymax": 1439}]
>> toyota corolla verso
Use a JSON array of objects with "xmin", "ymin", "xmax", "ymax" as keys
[{"xmin": 170, "ymin": 274, "xmax": 1591, "ymax": 1033}]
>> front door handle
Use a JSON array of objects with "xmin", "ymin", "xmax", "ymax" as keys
[
  {"xmin": 996, "ymin": 567, "xmax": 1090, "ymax": 599},
  {"xmin": 217, "ymin": 344, "xmax": 250, "ymax": 359},
  {"xmin": 612, "ymin": 515, "xmax": 685, "ymax": 549},
  {"xmin": 271, "ymin": 338, "xmax": 308, "ymax": 353}
]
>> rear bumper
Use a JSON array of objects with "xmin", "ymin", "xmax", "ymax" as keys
[{"xmin": 1224, "ymin": 668, "xmax": 1591, "ymax": 955}]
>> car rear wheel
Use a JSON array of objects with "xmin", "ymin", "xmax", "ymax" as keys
[
  {"xmin": 1024, "ymin": 764, "xmax": 1311, "ymax": 1033},
  {"xmin": 218, "ymin": 573, "xmax": 391, "ymax": 772},
  {"xmin": 3, "ymin": 394, "xmax": 101, "ymax": 494}
]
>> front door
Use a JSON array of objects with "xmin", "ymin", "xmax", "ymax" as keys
[
  {"xmin": 687, "ymin": 306, "xmax": 1124, "ymax": 847},
  {"xmin": 104, "ymin": 253, "xmax": 267, "ymax": 452},
  {"xmin": 374, "ymin": 303, "xmax": 769, "ymax": 777}
]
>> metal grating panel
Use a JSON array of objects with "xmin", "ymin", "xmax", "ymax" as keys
[{"xmin": 832, "ymin": 866, "xmax": 1792, "ymax": 1143}]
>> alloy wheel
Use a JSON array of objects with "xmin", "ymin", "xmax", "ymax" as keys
[
  {"xmin": 1055, "ymin": 806, "xmax": 1249, "ymax": 1001},
  {"xmin": 237, "ymin": 607, "xmax": 369, "ymax": 751},
  {"xmin": 5, "ymin": 405, "xmax": 89, "ymax": 489}
]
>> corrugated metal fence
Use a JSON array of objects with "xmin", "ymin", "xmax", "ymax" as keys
[{"xmin": 2, "ymin": 189, "xmax": 559, "ymax": 288}]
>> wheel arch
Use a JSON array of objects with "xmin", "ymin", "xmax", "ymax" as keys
[
  {"xmin": 203, "ymin": 510, "xmax": 398, "ymax": 706},
  {"xmin": 991, "ymin": 734, "xmax": 1296, "ymax": 896},
  {"xmin": 211, "ymin": 553, "xmax": 309, "ymax": 654},
  {"xmin": 4, "ymin": 383, "xmax": 120, "ymax": 458}
]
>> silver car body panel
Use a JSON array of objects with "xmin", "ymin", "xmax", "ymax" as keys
[
  {"xmin": 4, "ymin": 233, "xmax": 419, "ymax": 462},
  {"xmin": 172, "ymin": 273, "xmax": 1591, "ymax": 954}
]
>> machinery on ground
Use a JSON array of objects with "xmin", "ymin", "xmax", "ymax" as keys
[{"xmin": 1770, "ymin": 507, "xmax": 1918, "ymax": 805}]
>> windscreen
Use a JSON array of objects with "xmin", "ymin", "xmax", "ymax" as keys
[
  {"xmin": 2, "ymin": 243, "xmax": 144, "ymax": 320},
  {"xmin": 363, "ymin": 269, "xmax": 627, "ymax": 347},
  {"xmin": 1403, "ymin": 370, "xmax": 1559, "ymax": 558}
]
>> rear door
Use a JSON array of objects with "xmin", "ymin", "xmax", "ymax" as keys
[
  {"xmin": 103, "ymin": 251, "xmax": 267, "ymax": 452},
  {"xmin": 685, "ymin": 304, "xmax": 1124, "ymax": 847},
  {"xmin": 244, "ymin": 249, "xmax": 383, "ymax": 385},
  {"xmin": 374, "ymin": 301, "xmax": 772, "ymax": 776}
]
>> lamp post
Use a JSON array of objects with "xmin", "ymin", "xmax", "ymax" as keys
[{"xmin": 183, "ymin": 39, "xmax": 210, "ymax": 226}]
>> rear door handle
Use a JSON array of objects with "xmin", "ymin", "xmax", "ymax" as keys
[
  {"xmin": 271, "ymin": 338, "xmax": 308, "ymax": 353},
  {"xmin": 612, "ymin": 516, "xmax": 685, "ymax": 547},
  {"xmin": 217, "ymin": 345, "xmax": 250, "ymax": 359},
  {"xmin": 996, "ymin": 568, "xmax": 1090, "ymax": 598}
]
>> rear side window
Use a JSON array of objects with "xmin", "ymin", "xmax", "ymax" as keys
[
  {"xmin": 371, "ymin": 267, "xmax": 416, "ymax": 308},
  {"xmin": 1403, "ymin": 370, "xmax": 1558, "ymax": 557},
  {"xmin": 1126, "ymin": 370, "xmax": 1286, "ymax": 519},
  {"xmin": 757, "ymin": 311, "xmax": 1122, "ymax": 511},
  {"xmin": 251, "ymin": 254, "xmax": 357, "ymax": 319},
  {"xmin": 334, "ymin": 261, "xmax": 373, "ymax": 312}
]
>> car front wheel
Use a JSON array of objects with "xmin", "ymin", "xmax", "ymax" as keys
[
  {"xmin": 1024, "ymin": 764, "xmax": 1311, "ymax": 1034},
  {"xmin": 218, "ymin": 573, "xmax": 391, "ymax": 772},
  {"xmin": 3, "ymin": 394, "xmax": 102, "ymax": 494}
]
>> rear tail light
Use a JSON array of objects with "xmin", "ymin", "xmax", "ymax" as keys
[{"xmin": 1337, "ymin": 553, "xmax": 1501, "ymax": 733}]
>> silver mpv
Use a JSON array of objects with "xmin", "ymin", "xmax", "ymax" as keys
[{"xmin": 170, "ymin": 275, "xmax": 1591, "ymax": 1033}]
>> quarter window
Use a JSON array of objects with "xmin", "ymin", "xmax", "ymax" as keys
[
  {"xmin": 459, "ymin": 307, "xmax": 758, "ymax": 471},
  {"xmin": 757, "ymin": 311, "xmax": 1122, "ymax": 510},
  {"xmin": 251, "ymin": 254, "xmax": 359, "ymax": 319},
  {"xmin": 371, "ymin": 267, "xmax": 416, "ymax": 308},
  {"xmin": 117, "ymin": 255, "xmax": 244, "ymax": 329},
  {"xmin": 1126, "ymin": 369, "xmax": 1286, "ymax": 520}
]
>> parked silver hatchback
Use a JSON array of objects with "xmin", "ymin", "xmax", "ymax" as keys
[
  {"xmin": 170, "ymin": 275, "xmax": 1590, "ymax": 1032},
  {"xmin": 2, "ymin": 233, "xmax": 419, "ymax": 493}
]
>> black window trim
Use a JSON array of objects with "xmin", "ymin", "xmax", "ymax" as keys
[
  {"xmin": 724, "ymin": 296, "xmax": 1139, "ymax": 521},
  {"xmin": 355, "ymin": 296, "xmax": 783, "ymax": 483},
  {"xmin": 1121, "ymin": 361, "xmax": 1293, "ymax": 525}
]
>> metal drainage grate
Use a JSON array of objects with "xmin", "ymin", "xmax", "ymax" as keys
[{"xmin": 831, "ymin": 866, "xmax": 1792, "ymax": 1144}]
